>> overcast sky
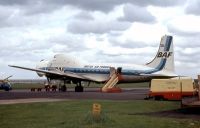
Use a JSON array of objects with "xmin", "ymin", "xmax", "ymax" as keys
[{"xmin": 0, "ymin": 0, "xmax": 200, "ymax": 79}]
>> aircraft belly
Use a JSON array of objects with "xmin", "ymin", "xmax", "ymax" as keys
[
  {"xmin": 80, "ymin": 73, "xmax": 109, "ymax": 82},
  {"xmin": 119, "ymin": 75, "xmax": 151, "ymax": 83}
]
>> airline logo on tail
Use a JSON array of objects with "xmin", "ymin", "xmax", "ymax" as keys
[{"xmin": 157, "ymin": 52, "xmax": 173, "ymax": 58}]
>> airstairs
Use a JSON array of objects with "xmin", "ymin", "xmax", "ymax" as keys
[{"xmin": 101, "ymin": 67, "xmax": 122, "ymax": 93}]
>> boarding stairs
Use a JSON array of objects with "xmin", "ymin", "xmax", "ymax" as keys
[{"xmin": 101, "ymin": 67, "xmax": 122, "ymax": 93}]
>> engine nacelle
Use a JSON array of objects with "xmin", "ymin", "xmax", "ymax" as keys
[{"xmin": 36, "ymin": 60, "xmax": 49, "ymax": 77}]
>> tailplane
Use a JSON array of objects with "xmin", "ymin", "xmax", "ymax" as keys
[{"xmin": 146, "ymin": 35, "xmax": 174, "ymax": 72}]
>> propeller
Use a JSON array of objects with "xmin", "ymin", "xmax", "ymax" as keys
[
  {"xmin": 2, "ymin": 75, "xmax": 13, "ymax": 82},
  {"xmin": 4, "ymin": 75, "xmax": 13, "ymax": 80}
]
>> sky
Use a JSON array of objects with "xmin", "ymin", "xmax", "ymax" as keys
[{"xmin": 0, "ymin": 0, "xmax": 200, "ymax": 79}]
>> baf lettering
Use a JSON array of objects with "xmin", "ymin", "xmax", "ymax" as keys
[{"xmin": 157, "ymin": 52, "xmax": 172, "ymax": 58}]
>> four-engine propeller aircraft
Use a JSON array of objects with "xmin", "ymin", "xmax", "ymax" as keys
[{"xmin": 9, "ymin": 35, "xmax": 177, "ymax": 92}]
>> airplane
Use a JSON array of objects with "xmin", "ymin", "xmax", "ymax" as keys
[
  {"xmin": 9, "ymin": 35, "xmax": 177, "ymax": 92},
  {"xmin": 0, "ymin": 75, "xmax": 12, "ymax": 91}
]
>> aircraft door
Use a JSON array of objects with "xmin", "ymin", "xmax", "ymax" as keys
[{"xmin": 117, "ymin": 67, "xmax": 122, "ymax": 74}]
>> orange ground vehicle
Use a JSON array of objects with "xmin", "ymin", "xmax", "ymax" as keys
[{"xmin": 149, "ymin": 78, "xmax": 196, "ymax": 100}]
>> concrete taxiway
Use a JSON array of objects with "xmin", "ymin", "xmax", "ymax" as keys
[{"xmin": 0, "ymin": 88, "xmax": 149, "ymax": 104}]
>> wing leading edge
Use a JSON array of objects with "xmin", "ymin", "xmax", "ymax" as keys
[{"xmin": 8, "ymin": 65, "xmax": 102, "ymax": 82}]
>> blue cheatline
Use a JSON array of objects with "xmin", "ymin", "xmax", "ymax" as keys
[
  {"xmin": 164, "ymin": 36, "xmax": 172, "ymax": 51},
  {"xmin": 39, "ymin": 53, "xmax": 168, "ymax": 76}
]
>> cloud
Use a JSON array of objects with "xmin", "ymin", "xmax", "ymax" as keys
[
  {"xmin": 22, "ymin": 3, "xmax": 60, "ymax": 15},
  {"xmin": 0, "ymin": 6, "xmax": 15, "ymax": 20},
  {"xmin": 185, "ymin": 0, "xmax": 200, "ymax": 15},
  {"xmin": 118, "ymin": 4, "xmax": 156, "ymax": 23},
  {"xmin": 0, "ymin": 0, "xmax": 29, "ymax": 5},
  {"xmin": 0, "ymin": 7, "xmax": 44, "ymax": 28},
  {"xmin": 0, "ymin": 5, "xmax": 21, "ymax": 27},
  {"xmin": 167, "ymin": 15, "xmax": 200, "ymax": 36},
  {"xmin": 48, "ymin": 33, "xmax": 89, "ymax": 52},
  {"xmin": 0, "ymin": 0, "xmax": 121, "ymax": 13},
  {"xmin": 108, "ymin": 36, "xmax": 158, "ymax": 49},
  {"xmin": 99, "ymin": 46, "xmax": 157, "ymax": 57},
  {"xmin": 49, "ymin": 0, "xmax": 183, "ymax": 12},
  {"xmin": 176, "ymin": 47, "xmax": 200, "ymax": 61},
  {"xmin": 0, "ymin": 0, "xmax": 184, "ymax": 14},
  {"xmin": 167, "ymin": 25, "xmax": 200, "ymax": 37},
  {"xmin": 129, "ymin": 0, "xmax": 183, "ymax": 7},
  {"xmin": 67, "ymin": 19, "xmax": 131, "ymax": 34},
  {"xmin": 73, "ymin": 11, "xmax": 94, "ymax": 20},
  {"xmin": 95, "ymin": 50, "xmax": 158, "ymax": 65},
  {"xmin": 0, "ymin": 1, "xmax": 59, "ymax": 16}
]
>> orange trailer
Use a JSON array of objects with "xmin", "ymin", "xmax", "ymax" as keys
[{"xmin": 149, "ymin": 78, "xmax": 196, "ymax": 100}]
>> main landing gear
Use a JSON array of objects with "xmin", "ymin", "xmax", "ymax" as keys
[
  {"xmin": 75, "ymin": 82, "xmax": 83, "ymax": 92},
  {"xmin": 46, "ymin": 78, "xmax": 84, "ymax": 92},
  {"xmin": 59, "ymin": 80, "xmax": 67, "ymax": 92},
  {"xmin": 59, "ymin": 84, "xmax": 67, "ymax": 92}
]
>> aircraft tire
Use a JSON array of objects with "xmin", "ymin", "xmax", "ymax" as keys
[
  {"xmin": 60, "ymin": 85, "xmax": 67, "ymax": 92},
  {"xmin": 4, "ymin": 87, "xmax": 10, "ymax": 91},
  {"xmin": 75, "ymin": 86, "xmax": 83, "ymax": 92}
]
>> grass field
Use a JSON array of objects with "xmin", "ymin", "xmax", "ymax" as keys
[
  {"xmin": 0, "ymin": 100, "xmax": 199, "ymax": 128},
  {"xmin": 11, "ymin": 82, "xmax": 149, "ymax": 90}
]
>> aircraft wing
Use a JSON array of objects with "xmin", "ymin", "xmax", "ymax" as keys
[{"xmin": 8, "ymin": 65, "xmax": 101, "ymax": 82}]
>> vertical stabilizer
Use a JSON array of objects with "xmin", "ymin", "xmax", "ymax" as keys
[{"xmin": 146, "ymin": 35, "xmax": 174, "ymax": 72}]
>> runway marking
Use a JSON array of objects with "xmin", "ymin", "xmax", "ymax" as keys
[{"xmin": 0, "ymin": 98, "xmax": 67, "ymax": 105}]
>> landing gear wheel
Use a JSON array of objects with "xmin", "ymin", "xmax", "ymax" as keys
[
  {"xmin": 60, "ymin": 85, "xmax": 67, "ymax": 92},
  {"xmin": 75, "ymin": 82, "xmax": 84, "ymax": 92},
  {"xmin": 75, "ymin": 86, "xmax": 83, "ymax": 92}
]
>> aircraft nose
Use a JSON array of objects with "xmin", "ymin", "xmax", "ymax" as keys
[{"xmin": 36, "ymin": 60, "xmax": 49, "ymax": 77}]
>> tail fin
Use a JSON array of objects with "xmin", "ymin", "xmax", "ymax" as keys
[{"xmin": 146, "ymin": 35, "xmax": 174, "ymax": 72}]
